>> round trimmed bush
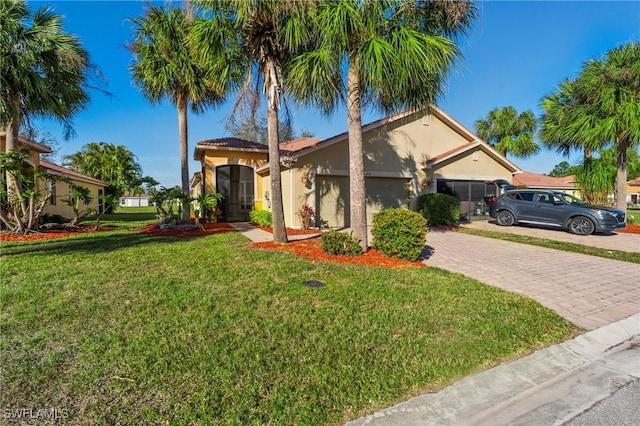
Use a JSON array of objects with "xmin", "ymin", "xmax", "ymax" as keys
[
  {"xmin": 372, "ymin": 208, "xmax": 428, "ymax": 261},
  {"xmin": 417, "ymin": 193, "xmax": 460, "ymax": 226}
]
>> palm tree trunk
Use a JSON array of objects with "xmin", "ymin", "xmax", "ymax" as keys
[
  {"xmin": 616, "ymin": 139, "xmax": 628, "ymax": 211},
  {"xmin": 346, "ymin": 63, "xmax": 368, "ymax": 251},
  {"xmin": 178, "ymin": 96, "xmax": 191, "ymax": 222},
  {"xmin": 266, "ymin": 60, "xmax": 288, "ymax": 244},
  {"xmin": 5, "ymin": 98, "xmax": 22, "ymax": 207}
]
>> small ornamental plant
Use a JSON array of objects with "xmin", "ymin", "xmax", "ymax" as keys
[{"xmin": 297, "ymin": 204, "xmax": 315, "ymax": 230}]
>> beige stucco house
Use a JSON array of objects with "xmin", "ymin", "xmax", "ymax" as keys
[
  {"xmin": 193, "ymin": 106, "xmax": 521, "ymax": 228},
  {"xmin": 1, "ymin": 131, "xmax": 108, "ymax": 219},
  {"xmin": 627, "ymin": 176, "xmax": 640, "ymax": 205}
]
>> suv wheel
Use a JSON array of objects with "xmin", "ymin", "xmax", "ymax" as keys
[
  {"xmin": 495, "ymin": 210, "xmax": 515, "ymax": 226},
  {"xmin": 568, "ymin": 216, "xmax": 595, "ymax": 235}
]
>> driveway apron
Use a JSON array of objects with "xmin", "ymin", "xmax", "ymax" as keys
[{"xmin": 423, "ymin": 229, "xmax": 640, "ymax": 330}]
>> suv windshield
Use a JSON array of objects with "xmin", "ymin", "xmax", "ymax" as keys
[{"xmin": 554, "ymin": 192, "xmax": 585, "ymax": 205}]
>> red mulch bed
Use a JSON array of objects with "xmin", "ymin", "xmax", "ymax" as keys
[
  {"xmin": 0, "ymin": 225, "xmax": 115, "ymax": 242},
  {"xmin": 252, "ymin": 238, "xmax": 425, "ymax": 268},
  {"xmin": 139, "ymin": 222, "xmax": 235, "ymax": 238},
  {"xmin": 618, "ymin": 223, "xmax": 640, "ymax": 234},
  {"xmin": 255, "ymin": 225, "xmax": 322, "ymax": 236}
]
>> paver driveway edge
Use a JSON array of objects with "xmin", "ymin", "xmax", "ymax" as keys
[{"xmin": 422, "ymin": 229, "xmax": 640, "ymax": 331}]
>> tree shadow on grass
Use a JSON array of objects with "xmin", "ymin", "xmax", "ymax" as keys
[{"xmin": 0, "ymin": 232, "xmax": 184, "ymax": 257}]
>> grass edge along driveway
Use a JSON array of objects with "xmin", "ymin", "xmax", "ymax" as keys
[{"xmin": 1, "ymin": 226, "xmax": 578, "ymax": 425}]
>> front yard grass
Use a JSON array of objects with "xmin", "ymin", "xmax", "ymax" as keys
[{"xmin": 1, "ymin": 223, "xmax": 578, "ymax": 424}]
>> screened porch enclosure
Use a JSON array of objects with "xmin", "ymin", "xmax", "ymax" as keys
[{"xmin": 436, "ymin": 179, "xmax": 495, "ymax": 221}]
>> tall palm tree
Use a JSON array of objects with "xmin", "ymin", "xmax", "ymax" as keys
[
  {"xmin": 128, "ymin": 4, "xmax": 229, "ymax": 222},
  {"xmin": 0, "ymin": 0, "xmax": 92, "ymax": 150},
  {"xmin": 474, "ymin": 106, "xmax": 539, "ymax": 158},
  {"xmin": 286, "ymin": 0, "xmax": 474, "ymax": 250},
  {"xmin": 63, "ymin": 142, "xmax": 143, "ymax": 196},
  {"xmin": 192, "ymin": 0, "xmax": 312, "ymax": 243},
  {"xmin": 541, "ymin": 42, "xmax": 640, "ymax": 210}
]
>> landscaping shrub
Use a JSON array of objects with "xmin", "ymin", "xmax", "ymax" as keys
[
  {"xmin": 297, "ymin": 204, "xmax": 315, "ymax": 229},
  {"xmin": 320, "ymin": 229, "xmax": 363, "ymax": 256},
  {"xmin": 417, "ymin": 193, "xmax": 460, "ymax": 226},
  {"xmin": 249, "ymin": 209, "xmax": 272, "ymax": 227},
  {"xmin": 372, "ymin": 208, "xmax": 428, "ymax": 261}
]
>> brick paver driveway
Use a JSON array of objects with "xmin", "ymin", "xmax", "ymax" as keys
[{"xmin": 423, "ymin": 229, "xmax": 639, "ymax": 330}]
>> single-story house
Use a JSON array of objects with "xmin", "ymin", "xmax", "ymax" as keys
[
  {"xmin": 119, "ymin": 193, "xmax": 151, "ymax": 207},
  {"xmin": 511, "ymin": 171, "xmax": 580, "ymax": 197},
  {"xmin": 193, "ymin": 106, "xmax": 521, "ymax": 227},
  {"xmin": 627, "ymin": 176, "xmax": 640, "ymax": 205},
  {"xmin": 1, "ymin": 131, "xmax": 108, "ymax": 219}
]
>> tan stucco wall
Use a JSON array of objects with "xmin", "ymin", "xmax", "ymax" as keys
[
  {"xmin": 42, "ymin": 179, "xmax": 105, "ymax": 219},
  {"xmin": 201, "ymin": 149, "xmax": 267, "ymax": 212},
  {"xmin": 429, "ymin": 149, "xmax": 513, "ymax": 184},
  {"xmin": 290, "ymin": 111, "xmax": 515, "ymax": 227}
]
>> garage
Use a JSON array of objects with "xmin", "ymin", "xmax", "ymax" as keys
[{"xmin": 316, "ymin": 176, "xmax": 411, "ymax": 228}]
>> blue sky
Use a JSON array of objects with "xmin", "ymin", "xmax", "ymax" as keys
[{"xmin": 34, "ymin": 0, "xmax": 640, "ymax": 187}]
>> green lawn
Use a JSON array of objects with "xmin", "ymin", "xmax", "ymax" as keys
[{"xmin": 0, "ymin": 219, "xmax": 578, "ymax": 425}]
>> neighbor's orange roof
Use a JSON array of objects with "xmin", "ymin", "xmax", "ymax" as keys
[{"xmin": 512, "ymin": 171, "xmax": 575, "ymax": 189}]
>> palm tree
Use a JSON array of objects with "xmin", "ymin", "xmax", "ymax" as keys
[
  {"xmin": 541, "ymin": 42, "xmax": 640, "ymax": 210},
  {"xmin": 128, "ymin": 4, "xmax": 228, "ymax": 222},
  {"xmin": 286, "ymin": 0, "xmax": 474, "ymax": 250},
  {"xmin": 63, "ymin": 142, "xmax": 143, "ymax": 197},
  {"xmin": 474, "ymin": 106, "xmax": 539, "ymax": 158},
  {"xmin": 192, "ymin": 0, "xmax": 313, "ymax": 243},
  {"xmin": 0, "ymin": 0, "xmax": 92, "ymax": 150}
]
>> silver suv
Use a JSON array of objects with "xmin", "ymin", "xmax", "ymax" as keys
[{"xmin": 488, "ymin": 190, "xmax": 626, "ymax": 235}]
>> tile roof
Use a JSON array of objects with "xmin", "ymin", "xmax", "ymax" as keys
[
  {"xmin": 627, "ymin": 176, "xmax": 640, "ymax": 186},
  {"xmin": 196, "ymin": 138, "xmax": 268, "ymax": 151},
  {"xmin": 40, "ymin": 160, "xmax": 108, "ymax": 186},
  {"xmin": 512, "ymin": 171, "xmax": 575, "ymax": 189},
  {"xmin": 0, "ymin": 131, "xmax": 53, "ymax": 154},
  {"xmin": 279, "ymin": 137, "xmax": 323, "ymax": 153}
]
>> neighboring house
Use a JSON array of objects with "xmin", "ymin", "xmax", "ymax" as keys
[
  {"xmin": 1, "ymin": 131, "xmax": 108, "ymax": 220},
  {"xmin": 193, "ymin": 106, "xmax": 521, "ymax": 227},
  {"xmin": 119, "ymin": 192, "xmax": 150, "ymax": 207},
  {"xmin": 511, "ymin": 171, "xmax": 580, "ymax": 197},
  {"xmin": 40, "ymin": 161, "xmax": 108, "ymax": 218},
  {"xmin": 627, "ymin": 176, "xmax": 640, "ymax": 205}
]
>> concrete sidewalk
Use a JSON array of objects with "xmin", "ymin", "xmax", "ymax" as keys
[{"xmin": 345, "ymin": 314, "xmax": 639, "ymax": 426}]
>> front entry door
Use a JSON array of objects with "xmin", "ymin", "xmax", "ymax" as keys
[{"xmin": 216, "ymin": 165, "xmax": 254, "ymax": 222}]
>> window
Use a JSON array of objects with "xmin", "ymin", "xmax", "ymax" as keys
[{"xmin": 47, "ymin": 180, "xmax": 56, "ymax": 205}]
